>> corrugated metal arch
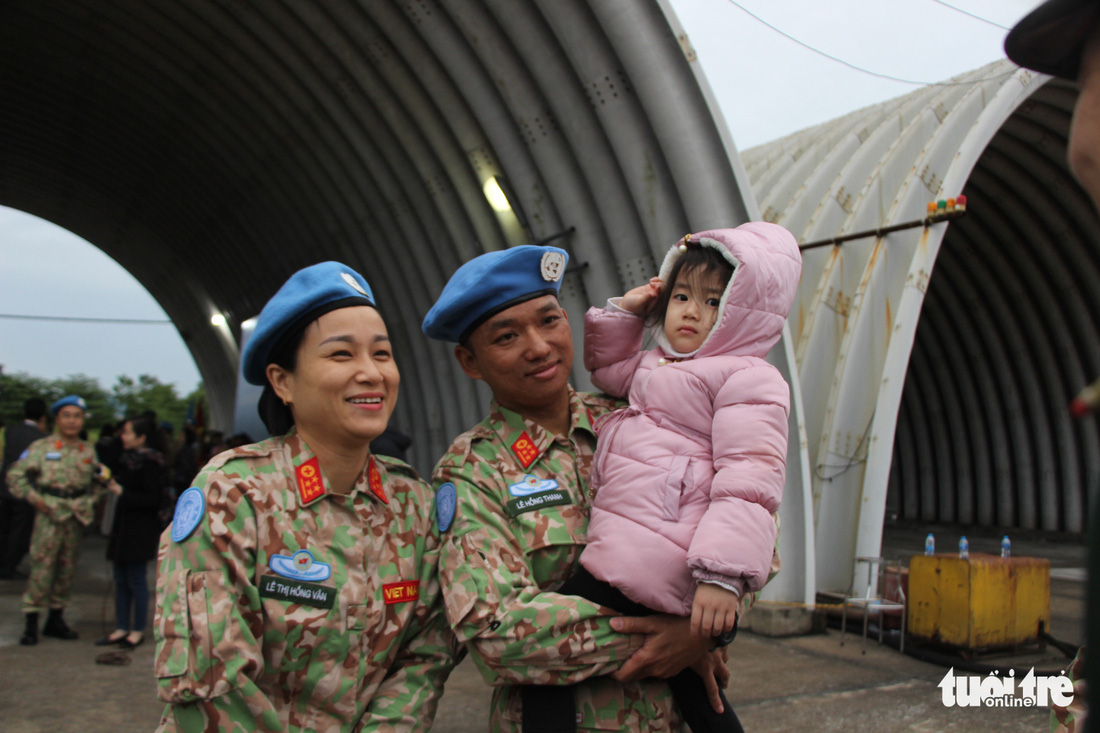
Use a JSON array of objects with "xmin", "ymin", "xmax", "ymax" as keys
[
  {"xmin": 1, "ymin": 0, "xmax": 750, "ymax": 451},
  {"xmin": 745, "ymin": 60, "xmax": 1100, "ymax": 594}
]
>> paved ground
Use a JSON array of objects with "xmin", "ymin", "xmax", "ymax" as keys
[{"xmin": 0, "ymin": 523, "xmax": 1085, "ymax": 732}]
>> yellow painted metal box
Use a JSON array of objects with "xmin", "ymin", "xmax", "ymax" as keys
[{"xmin": 908, "ymin": 553, "xmax": 1050, "ymax": 649}]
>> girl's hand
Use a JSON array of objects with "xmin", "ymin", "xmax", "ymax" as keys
[
  {"xmin": 691, "ymin": 583, "xmax": 741, "ymax": 638},
  {"xmin": 107, "ymin": 479, "xmax": 123, "ymax": 496},
  {"xmin": 619, "ymin": 277, "xmax": 663, "ymax": 315}
]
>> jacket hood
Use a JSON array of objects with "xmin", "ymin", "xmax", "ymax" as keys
[{"xmin": 655, "ymin": 222, "xmax": 801, "ymax": 359}]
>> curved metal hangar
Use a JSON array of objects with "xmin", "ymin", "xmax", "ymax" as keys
[{"xmin": 0, "ymin": 0, "xmax": 762, "ymax": 458}]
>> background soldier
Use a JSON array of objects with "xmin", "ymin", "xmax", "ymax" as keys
[{"xmin": 8, "ymin": 395, "xmax": 107, "ymax": 645}]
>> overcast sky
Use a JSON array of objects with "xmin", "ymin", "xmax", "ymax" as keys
[{"xmin": 0, "ymin": 0, "xmax": 1040, "ymax": 396}]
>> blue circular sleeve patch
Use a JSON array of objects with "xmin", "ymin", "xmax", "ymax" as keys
[
  {"xmin": 171, "ymin": 487, "xmax": 206, "ymax": 543},
  {"xmin": 436, "ymin": 482, "xmax": 457, "ymax": 533}
]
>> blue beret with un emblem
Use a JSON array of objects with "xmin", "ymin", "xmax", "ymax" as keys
[
  {"xmin": 50, "ymin": 395, "xmax": 86, "ymax": 415},
  {"xmin": 241, "ymin": 261, "xmax": 375, "ymax": 385},
  {"xmin": 421, "ymin": 245, "xmax": 568, "ymax": 343}
]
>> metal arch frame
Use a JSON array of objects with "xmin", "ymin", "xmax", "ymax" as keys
[{"xmin": 747, "ymin": 60, "xmax": 1100, "ymax": 598}]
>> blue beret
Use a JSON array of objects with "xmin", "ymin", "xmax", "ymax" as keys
[
  {"xmin": 422, "ymin": 245, "xmax": 569, "ymax": 343},
  {"xmin": 242, "ymin": 261, "xmax": 375, "ymax": 385},
  {"xmin": 50, "ymin": 395, "xmax": 86, "ymax": 415}
]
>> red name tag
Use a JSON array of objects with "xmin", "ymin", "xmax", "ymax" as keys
[
  {"xmin": 296, "ymin": 457, "xmax": 325, "ymax": 504},
  {"xmin": 511, "ymin": 432, "xmax": 538, "ymax": 469},
  {"xmin": 382, "ymin": 580, "xmax": 420, "ymax": 605}
]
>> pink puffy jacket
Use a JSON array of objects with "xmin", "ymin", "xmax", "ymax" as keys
[{"xmin": 579, "ymin": 223, "xmax": 801, "ymax": 616}]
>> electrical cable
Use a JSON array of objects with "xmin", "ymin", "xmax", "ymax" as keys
[
  {"xmin": 723, "ymin": 0, "xmax": 1017, "ymax": 87},
  {"xmin": 0, "ymin": 313, "xmax": 172, "ymax": 324},
  {"xmin": 926, "ymin": 0, "xmax": 1012, "ymax": 31}
]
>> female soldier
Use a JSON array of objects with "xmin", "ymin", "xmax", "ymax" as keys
[
  {"xmin": 9, "ymin": 394, "xmax": 108, "ymax": 646},
  {"xmin": 154, "ymin": 262, "xmax": 458, "ymax": 732}
]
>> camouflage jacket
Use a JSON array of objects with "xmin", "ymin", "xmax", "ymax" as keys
[
  {"xmin": 433, "ymin": 388, "xmax": 688, "ymax": 732},
  {"xmin": 6, "ymin": 435, "xmax": 104, "ymax": 525},
  {"xmin": 154, "ymin": 430, "xmax": 458, "ymax": 733}
]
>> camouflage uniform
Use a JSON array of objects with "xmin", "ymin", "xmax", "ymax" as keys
[
  {"xmin": 433, "ymin": 387, "xmax": 689, "ymax": 732},
  {"xmin": 154, "ymin": 430, "xmax": 458, "ymax": 733},
  {"xmin": 7, "ymin": 436, "xmax": 104, "ymax": 613}
]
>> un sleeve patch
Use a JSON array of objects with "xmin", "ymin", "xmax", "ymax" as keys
[
  {"xmin": 171, "ymin": 487, "xmax": 205, "ymax": 543},
  {"xmin": 436, "ymin": 482, "xmax": 457, "ymax": 533}
]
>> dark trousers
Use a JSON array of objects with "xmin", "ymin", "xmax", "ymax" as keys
[
  {"xmin": 0, "ymin": 496, "xmax": 35, "ymax": 577},
  {"xmin": 112, "ymin": 561, "xmax": 149, "ymax": 632},
  {"xmin": 522, "ymin": 566, "xmax": 743, "ymax": 733}
]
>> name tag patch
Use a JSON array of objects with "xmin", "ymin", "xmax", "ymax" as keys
[
  {"xmin": 382, "ymin": 580, "xmax": 420, "ymax": 605},
  {"xmin": 506, "ymin": 490, "xmax": 571, "ymax": 517},
  {"xmin": 259, "ymin": 574, "xmax": 335, "ymax": 609},
  {"xmin": 508, "ymin": 475, "xmax": 559, "ymax": 497},
  {"xmin": 45, "ymin": 452, "xmax": 62, "ymax": 461}
]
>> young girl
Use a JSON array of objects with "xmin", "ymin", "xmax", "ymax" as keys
[{"xmin": 530, "ymin": 223, "xmax": 800, "ymax": 733}]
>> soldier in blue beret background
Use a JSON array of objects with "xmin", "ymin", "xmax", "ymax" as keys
[
  {"xmin": 423, "ymin": 245, "xmax": 729, "ymax": 732},
  {"xmin": 153, "ymin": 261, "xmax": 458, "ymax": 732},
  {"xmin": 8, "ymin": 394, "xmax": 109, "ymax": 645}
]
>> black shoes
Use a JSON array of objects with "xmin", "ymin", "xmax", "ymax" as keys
[
  {"xmin": 19, "ymin": 612, "xmax": 38, "ymax": 646},
  {"xmin": 95, "ymin": 633, "xmax": 128, "ymax": 646},
  {"xmin": 118, "ymin": 634, "xmax": 145, "ymax": 650},
  {"xmin": 41, "ymin": 609, "xmax": 78, "ymax": 640}
]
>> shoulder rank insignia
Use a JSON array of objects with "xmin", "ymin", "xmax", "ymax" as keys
[
  {"xmin": 296, "ymin": 457, "xmax": 325, "ymax": 504},
  {"xmin": 171, "ymin": 487, "xmax": 205, "ymax": 542},
  {"xmin": 436, "ymin": 482, "xmax": 456, "ymax": 532},
  {"xmin": 368, "ymin": 457, "xmax": 387, "ymax": 504},
  {"xmin": 511, "ymin": 431, "xmax": 539, "ymax": 469}
]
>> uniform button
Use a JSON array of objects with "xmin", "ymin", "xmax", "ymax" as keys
[{"xmin": 489, "ymin": 619, "xmax": 501, "ymax": 631}]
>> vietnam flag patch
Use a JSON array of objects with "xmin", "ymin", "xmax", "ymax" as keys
[
  {"xmin": 511, "ymin": 432, "xmax": 538, "ymax": 469},
  {"xmin": 382, "ymin": 580, "xmax": 420, "ymax": 605},
  {"xmin": 296, "ymin": 457, "xmax": 325, "ymax": 504}
]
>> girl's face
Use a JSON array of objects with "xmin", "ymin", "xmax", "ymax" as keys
[
  {"xmin": 663, "ymin": 266, "xmax": 724, "ymax": 353},
  {"xmin": 120, "ymin": 421, "xmax": 146, "ymax": 450},
  {"xmin": 268, "ymin": 306, "xmax": 399, "ymax": 450}
]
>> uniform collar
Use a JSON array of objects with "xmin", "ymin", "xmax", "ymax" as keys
[
  {"xmin": 488, "ymin": 387, "xmax": 596, "ymax": 471},
  {"xmin": 284, "ymin": 429, "xmax": 388, "ymax": 508}
]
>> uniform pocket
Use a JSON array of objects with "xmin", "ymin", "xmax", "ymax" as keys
[
  {"xmin": 660, "ymin": 455, "xmax": 692, "ymax": 521},
  {"xmin": 155, "ymin": 568, "xmax": 244, "ymax": 701}
]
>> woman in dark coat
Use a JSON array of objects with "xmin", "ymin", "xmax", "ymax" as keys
[{"xmin": 97, "ymin": 415, "xmax": 166, "ymax": 649}]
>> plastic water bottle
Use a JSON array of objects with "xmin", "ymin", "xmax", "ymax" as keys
[
  {"xmin": 959, "ymin": 536, "xmax": 969, "ymax": 559},
  {"xmin": 924, "ymin": 533, "xmax": 935, "ymax": 556},
  {"xmin": 1001, "ymin": 535, "xmax": 1011, "ymax": 558}
]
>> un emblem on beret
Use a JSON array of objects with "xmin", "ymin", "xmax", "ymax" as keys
[
  {"xmin": 540, "ymin": 251, "xmax": 565, "ymax": 282},
  {"xmin": 341, "ymin": 272, "xmax": 368, "ymax": 296}
]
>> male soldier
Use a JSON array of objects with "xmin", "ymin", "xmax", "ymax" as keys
[
  {"xmin": 422, "ymin": 245, "xmax": 728, "ymax": 732},
  {"xmin": 8, "ymin": 395, "xmax": 108, "ymax": 645},
  {"xmin": 0, "ymin": 397, "xmax": 48, "ymax": 578},
  {"xmin": 1006, "ymin": 3, "xmax": 1100, "ymax": 729}
]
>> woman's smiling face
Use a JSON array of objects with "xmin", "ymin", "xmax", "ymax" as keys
[{"xmin": 269, "ymin": 306, "xmax": 399, "ymax": 449}]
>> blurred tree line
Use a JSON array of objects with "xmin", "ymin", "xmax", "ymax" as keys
[{"xmin": 0, "ymin": 370, "xmax": 205, "ymax": 434}]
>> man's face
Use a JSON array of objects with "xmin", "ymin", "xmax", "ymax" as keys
[
  {"xmin": 55, "ymin": 406, "xmax": 84, "ymax": 440},
  {"xmin": 455, "ymin": 295, "xmax": 574, "ymax": 415}
]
